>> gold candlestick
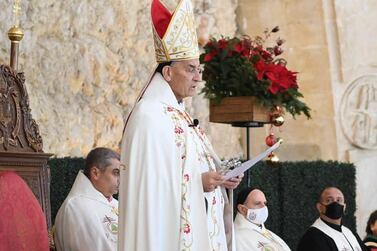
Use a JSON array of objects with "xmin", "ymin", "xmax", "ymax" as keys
[{"xmin": 8, "ymin": 0, "xmax": 24, "ymax": 71}]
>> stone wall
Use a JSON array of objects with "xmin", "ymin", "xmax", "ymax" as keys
[
  {"xmin": 237, "ymin": 0, "xmax": 377, "ymax": 238},
  {"xmin": 0, "ymin": 0, "xmax": 243, "ymax": 158},
  {"xmin": 236, "ymin": 0, "xmax": 338, "ymax": 161},
  {"xmin": 328, "ymin": 0, "xmax": 377, "ymax": 238}
]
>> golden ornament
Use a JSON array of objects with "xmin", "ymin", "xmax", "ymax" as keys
[{"xmin": 271, "ymin": 115, "xmax": 284, "ymax": 127}]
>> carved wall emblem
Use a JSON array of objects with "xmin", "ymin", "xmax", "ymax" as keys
[{"xmin": 340, "ymin": 75, "xmax": 377, "ymax": 149}]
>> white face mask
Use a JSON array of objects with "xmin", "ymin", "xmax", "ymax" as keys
[{"xmin": 246, "ymin": 206, "xmax": 269, "ymax": 225}]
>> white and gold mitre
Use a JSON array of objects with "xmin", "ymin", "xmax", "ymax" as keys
[{"xmin": 151, "ymin": 0, "xmax": 200, "ymax": 63}]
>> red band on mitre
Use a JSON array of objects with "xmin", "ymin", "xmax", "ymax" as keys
[{"xmin": 151, "ymin": 0, "xmax": 172, "ymax": 38}]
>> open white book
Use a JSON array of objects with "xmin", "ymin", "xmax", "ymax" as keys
[{"xmin": 223, "ymin": 139, "xmax": 282, "ymax": 180}]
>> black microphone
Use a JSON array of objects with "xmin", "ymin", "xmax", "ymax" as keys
[{"xmin": 189, "ymin": 119, "xmax": 199, "ymax": 127}]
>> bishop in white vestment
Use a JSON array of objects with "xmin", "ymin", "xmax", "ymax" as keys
[
  {"xmin": 119, "ymin": 73, "xmax": 228, "ymax": 251},
  {"xmin": 118, "ymin": 0, "xmax": 240, "ymax": 250}
]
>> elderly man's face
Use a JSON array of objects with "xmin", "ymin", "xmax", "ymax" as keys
[
  {"xmin": 245, "ymin": 189, "xmax": 267, "ymax": 209},
  {"xmin": 238, "ymin": 189, "xmax": 267, "ymax": 217},
  {"xmin": 163, "ymin": 59, "xmax": 202, "ymax": 101}
]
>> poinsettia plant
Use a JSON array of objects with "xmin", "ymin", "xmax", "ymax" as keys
[{"xmin": 199, "ymin": 27, "xmax": 311, "ymax": 118}]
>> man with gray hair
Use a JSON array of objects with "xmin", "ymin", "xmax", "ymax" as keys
[
  {"xmin": 54, "ymin": 147, "xmax": 121, "ymax": 251},
  {"xmin": 118, "ymin": 0, "xmax": 242, "ymax": 250}
]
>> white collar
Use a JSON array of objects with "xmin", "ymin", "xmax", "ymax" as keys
[
  {"xmin": 234, "ymin": 212, "xmax": 266, "ymax": 233},
  {"xmin": 68, "ymin": 171, "xmax": 114, "ymax": 205},
  {"xmin": 142, "ymin": 73, "xmax": 185, "ymax": 111}
]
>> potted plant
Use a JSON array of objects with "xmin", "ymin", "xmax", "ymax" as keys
[{"xmin": 199, "ymin": 27, "xmax": 311, "ymax": 124}]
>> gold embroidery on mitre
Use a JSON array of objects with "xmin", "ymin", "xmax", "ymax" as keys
[{"xmin": 152, "ymin": 0, "xmax": 199, "ymax": 63}]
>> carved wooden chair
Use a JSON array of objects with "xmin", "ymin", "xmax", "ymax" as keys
[{"xmin": 0, "ymin": 64, "xmax": 54, "ymax": 248}]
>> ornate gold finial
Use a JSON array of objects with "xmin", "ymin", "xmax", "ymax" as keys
[
  {"xmin": 8, "ymin": 0, "xmax": 24, "ymax": 42},
  {"xmin": 7, "ymin": 0, "xmax": 24, "ymax": 70},
  {"xmin": 8, "ymin": 26, "xmax": 24, "ymax": 42}
]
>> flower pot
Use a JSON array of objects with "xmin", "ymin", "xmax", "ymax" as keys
[{"xmin": 209, "ymin": 96, "xmax": 271, "ymax": 124}]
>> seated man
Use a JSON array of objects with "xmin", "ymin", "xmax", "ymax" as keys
[
  {"xmin": 54, "ymin": 147, "xmax": 120, "ymax": 251},
  {"xmin": 297, "ymin": 186, "xmax": 367, "ymax": 251},
  {"xmin": 234, "ymin": 187, "xmax": 291, "ymax": 251}
]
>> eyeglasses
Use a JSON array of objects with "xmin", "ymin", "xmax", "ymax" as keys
[
  {"xmin": 170, "ymin": 63, "xmax": 203, "ymax": 75},
  {"xmin": 186, "ymin": 65, "xmax": 203, "ymax": 74}
]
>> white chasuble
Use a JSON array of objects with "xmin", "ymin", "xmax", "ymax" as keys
[
  {"xmin": 54, "ymin": 171, "xmax": 118, "ymax": 251},
  {"xmin": 312, "ymin": 218, "xmax": 362, "ymax": 251},
  {"xmin": 119, "ymin": 73, "xmax": 228, "ymax": 251},
  {"xmin": 234, "ymin": 213, "xmax": 291, "ymax": 251}
]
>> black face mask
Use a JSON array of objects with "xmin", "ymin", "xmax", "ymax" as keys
[{"xmin": 323, "ymin": 202, "xmax": 344, "ymax": 220}]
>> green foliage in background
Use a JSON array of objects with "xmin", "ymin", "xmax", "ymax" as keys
[{"xmin": 49, "ymin": 157, "xmax": 85, "ymax": 223}]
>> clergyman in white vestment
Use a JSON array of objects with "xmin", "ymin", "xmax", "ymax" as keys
[
  {"xmin": 118, "ymin": 0, "xmax": 242, "ymax": 250},
  {"xmin": 234, "ymin": 187, "xmax": 291, "ymax": 251},
  {"xmin": 54, "ymin": 147, "xmax": 121, "ymax": 251}
]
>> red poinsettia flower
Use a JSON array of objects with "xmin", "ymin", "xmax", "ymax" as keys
[
  {"xmin": 204, "ymin": 50, "xmax": 218, "ymax": 62},
  {"xmin": 268, "ymin": 82, "xmax": 280, "ymax": 94},
  {"xmin": 218, "ymin": 39, "xmax": 228, "ymax": 49},
  {"xmin": 234, "ymin": 42, "xmax": 250, "ymax": 57},
  {"xmin": 255, "ymin": 61, "xmax": 298, "ymax": 94},
  {"xmin": 255, "ymin": 60, "xmax": 268, "ymax": 80},
  {"xmin": 264, "ymin": 64, "xmax": 298, "ymax": 94},
  {"xmin": 234, "ymin": 42, "xmax": 243, "ymax": 53}
]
